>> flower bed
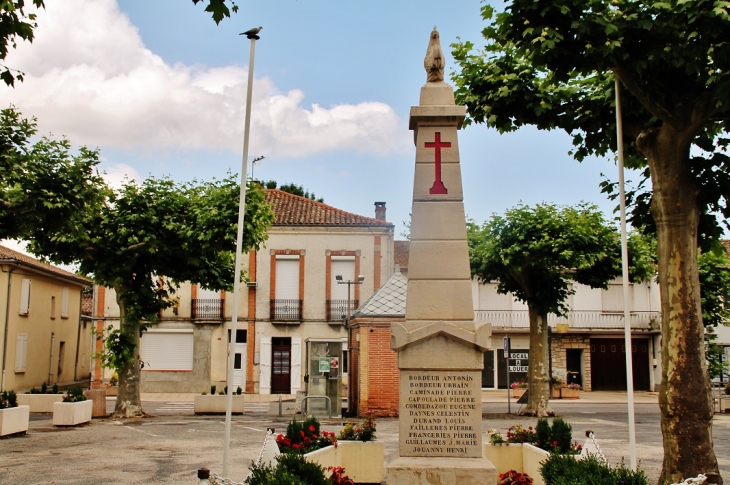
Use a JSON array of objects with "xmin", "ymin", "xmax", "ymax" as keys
[{"xmin": 53, "ymin": 387, "xmax": 92, "ymax": 426}]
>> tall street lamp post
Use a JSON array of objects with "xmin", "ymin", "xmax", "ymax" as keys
[{"xmin": 336, "ymin": 274, "xmax": 364, "ymax": 417}]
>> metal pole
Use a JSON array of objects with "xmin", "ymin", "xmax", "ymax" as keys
[
  {"xmin": 346, "ymin": 282, "xmax": 352, "ymax": 416},
  {"xmin": 615, "ymin": 77, "xmax": 638, "ymax": 470},
  {"xmin": 222, "ymin": 32, "xmax": 258, "ymax": 477}
]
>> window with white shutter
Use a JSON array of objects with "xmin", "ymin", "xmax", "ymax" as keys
[
  {"xmin": 19, "ymin": 278, "xmax": 31, "ymax": 315},
  {"xmin": 330, "ymin": 257, "xmax": 355, "ymax": 300},
  {"xmin": 275, "ymin": 257, "xmax": 300, "ymax": 299},
  {"xmin": 15, "ymin": 334, "xmax": 28, "ymax": 372},
  {"xmin": 140, "ymin": 331, "xmax": 194, "ymax": 370},
  {"xmin": 61, "ymin": 286, "xmax": 69, "ymax": 318}
]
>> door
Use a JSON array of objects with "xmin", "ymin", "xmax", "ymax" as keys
[
  {"xmin": 590, "ymin": 338, "xmax": 650, "ymax": 390},
  {"xmin": 566, "ymin": 349, "xmax": 583, "ymax": 387},
  {"xmin": 271, "ymin": 337, "xmax": 291, "ymax": 394},
  {"xmin": 481, "ymin": 351, "xmax": 495, "ymax": 388},
  {"xmin": 228, "ymin": 329, "xmax": 247, "ymax": 389}
]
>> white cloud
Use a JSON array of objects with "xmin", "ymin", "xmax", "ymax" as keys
[
  {"xmin": 0, "ymin": 0, "xmax": 408, "ymax": 158},
  {"xmin": 102, "ymin": 163, "xmax": 140, "ymax": 189}
]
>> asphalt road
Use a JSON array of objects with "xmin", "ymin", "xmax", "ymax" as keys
[{"xmin": 1, "ymin": 400, "xmax": 728, "ymax": 484}]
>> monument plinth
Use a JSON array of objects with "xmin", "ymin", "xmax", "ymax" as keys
[{"xmin": 386, "ymin": 27, "xmax": 495, "ymax": 484}]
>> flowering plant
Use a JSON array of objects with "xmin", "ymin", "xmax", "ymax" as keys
[
  {"xmin": 487, "ymin": 428, "xmax": 505, "ymax": 444},
  {"xmin": 337, "ymin": 411, "xmax": 377, "ymax": 442},
  {"xmin": 510, "ymin": 381, "xmax": 527, "ymax": 389},
  {"xmin": 327, "ymin": 466, "xmax": 355, "ymax": 485},
  {"xmin": 506, "ymin": 424, "xmax": 536, "ymax": 444},
  {"xmin": 276, "ymin": 417, "xmax": 337, "ymax": 454},
  {"xmin": 565, "ymin": 383, "xmax": 581, "ymax": 390},
  {"xmin": 498, "ymin": 469, "xmax": 533, "ymax": 485}
]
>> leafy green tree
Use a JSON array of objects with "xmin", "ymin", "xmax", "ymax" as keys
[
  {"xmin": 468, "ymin": 203, "xmax": 654, "ymax": 416},
  {"xmin": 263, "ymin": 180, "xmax": 324, "ymax": 203},
  {"xmin": 31, "ymin": 175, "xmax": 274, "ymax": 417},
  {"xmin": 0, "ymin": 107, "xmax": 107, "ymax": 242},
  {"xmin": 699, "ymin": 250, "xmax": 730, "ymax": 380},
  {"xmin": 0, "ymin": 1, "xmax": 44, "ymax": 86},
  {"xmin": 191, "ymin": 0, "xmax": 238, "ymax": 25},
  {"xmin": 452, "ymin": 2, "xmax": 729, "ymax": 481}
]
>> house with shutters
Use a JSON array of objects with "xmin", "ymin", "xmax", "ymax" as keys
[
  {"xmin": 0, "ymin": 245, "xmax": 93, "ymax": 393},
  {"xmin": 91, "ymin": 190, "xmax": 395, "ymax": 406},
  {"xmin": 350, "ymin": 242, "xmax": 662, "ymax": 417}
]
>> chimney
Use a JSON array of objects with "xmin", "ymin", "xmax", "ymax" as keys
[{"xmin": 374, "ymin": 202, "xmax": 386, "ymax": 221}]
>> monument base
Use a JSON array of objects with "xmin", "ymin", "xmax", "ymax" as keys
[{"xmin": 386, "ymin": 454, "xmax": 497, "ymax": 485}]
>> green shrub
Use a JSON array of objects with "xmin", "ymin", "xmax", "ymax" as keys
[
  {"xmin": 62, "ymin": 387, "xmax": 87, "ymax": 403},
  {"xmin": 0, "ymin": 390, "xmax": 18, "ymax": 409},
  {"xmin": 109, "ymin": 372, "xmax": 118, "ymax": 386},
  {"xmin": 41, "ymin": 382, "xmax": 47, "ymax": 394},
  {"xmin": 277, "ymin": 417, "xmax": 337, "ymax": 454},
  {"xmin": 551, "ymin": 418, "xmax": 573, "ymax": 454},
  {"xmin": 210, "ymin": 385, "xmax": 216, "ymax": 395},
  {"xmin": 245, "ymin": 453, "xmax": 331, "ymax": 485},
  {"xmin": 540, "ymin": 454, "xmax": 648, "ymax": 485},
  {"xmin": 224, "ymin": 386, "xmax": 228, "ymax": 395},
  {"xmin": 535, "ymin": 418, "xmax": 551, "ymax": 449},
  {"xmin": 52, "ymin": 383, "xmax": 59, "ymax": 394}
]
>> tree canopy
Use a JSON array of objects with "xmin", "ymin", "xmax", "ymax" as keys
[
  {"xmin": 0, "ymin": 1, "xmax": 44, "ymax": 86},
  {"xmin": 191, "ymin": 0, "xmax": 238, "ymax": 25},
  {"xmin": 468, "ymin": 202, "xmax": 654, "ymax": 415},
  {"xmin": 452, "ymin": 2, "xmax": 729, "ymax": 481},
  {"xmin": 264, "ymin": 180, "xmax": 324, "ymax": 203}
]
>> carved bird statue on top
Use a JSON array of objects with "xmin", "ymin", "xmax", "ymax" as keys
[
  {"xmin": 240, "ymin": 26, "xmax": 263, "ymax": 39},
  {"xmin": 424, "ymin": 26, "xmax": 445, "ymax": 83}
]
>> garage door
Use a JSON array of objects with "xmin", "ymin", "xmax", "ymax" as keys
[
  {"xmin": 590, "ymin": 338, "xmax": 650, "ymax": 390},
  {"xmin": 140, "ymin": 331, "xmax": 194, "ymax": 371}
]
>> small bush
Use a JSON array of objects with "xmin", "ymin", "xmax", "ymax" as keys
[
  {"xmin": 487, "ymin": 428, "xmax": 505, "ymax": 444},
  {"xmin": 41, "ymin": 382, "xmax": 47, "ymax": 394},
  {"xmin": 0, "ymin": 390, "xmax": 18, "ymax": 409},
  {"xmin": 551, "ymin": 418, "xmax": 573, "ymax": 454},
  {"xmin": 109, "ymin": 372, "xmax": 118, "ymax": 386},
  {"xmin": 29, "ymin": 386, "xmax": 38, "ymax": 394},
  {"xmin": 277, "ymin": 417, "xmax": 337, "ymax": 454},
  {"xmin": 62, "ymin": 387, "xmax": 87, "ymax": 403},
  {"xmin": 236, "ymin": 386, "xmax": 243, "ymax": 395},
  {"xmin": 337, "ymin": 411, "xmax": 377, "ymax": 442},
  {"xmin": 210, "ymin": 385, "xmax": 216, "ymax": 395},
  {"xmin": 52, "ymin": 383, "xmax": 59, "ymax": 394},
  {"xmin": 540, "ymin": 454, "xmax": 648, "ymax": 485},
  {"xmin": 506, "ymin": 424, "xmax": 536, "ymax": 444},
  {"xmin": 535, "ymin": 418, "xmax": 551, "ymax": 448}
]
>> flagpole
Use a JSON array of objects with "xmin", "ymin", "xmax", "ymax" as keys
[
  {"xmin": 222, "ymin": 29, "xmax": 260, "ymax": 477},
  {"xmin": 615, "ymin": 76, "xmax": 638, "ymax": 470}
]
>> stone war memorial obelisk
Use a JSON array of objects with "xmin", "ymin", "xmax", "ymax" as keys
[{"xmin": 386, "ymin": 27, "xmax": 496, "ymax": 484}]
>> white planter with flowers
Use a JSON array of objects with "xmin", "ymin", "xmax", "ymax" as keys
[{"xmin": 0, "ymin": 405, "xmax": 30, "ymax": 436}]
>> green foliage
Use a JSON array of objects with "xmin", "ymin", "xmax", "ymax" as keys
[
  {"xmin": 40, "ymin": 381, "xmax": 46, "ymax": 394},
  {"xmin": 550, "ymin": 418, "xmax": 573, "ymax": 454},
  {"xmin": 191, "ymin": 0, "xmax": 238, "ymax": 25},
  {"xmin": 0, "ymin": 1, "xmax": 45, "ymax": 86},
  {"xmin": 51, "ymin": 383, "xmax": 58, "ymax": 394},
  {"xmin": 210, "ymin": 385, "xmax": 216, "ymax": 395},
  {"xmin": 62, "ymin": 387, "xmax": 86, "ymax": 403},
  {"xmin": 506, "ymin": 424, "xmax": 536, "ymax": 444},
  {"xmin": 109, "ymin": 372, "xmax": 118, "ymax": 386},
  {"xmin": 245, "ymin": 453, "xmax": 329, "ymax": 485},
  {"xmin": 540, "ymin": 454, "xmax": 648, "ymax": 485},
  {"xmin": 337, "ymin": 411, "xmax": 377, "ymax": 442},
  {"xmin": 468, "ymin": 203, "xmax": 654, "ymax": 317},
  {"xmin": 535, "ymin": 418, "xmax": 551, "ymax": 448},
  {"xmin": 277, "ymin": 417, "xmax": 337, "ymax": 454},
  {"xmin": 0, "ymin": 107, "xmax": 108, "ymax": 242},
  {"xmin": 264, "ymin": 180, "xmax": 324, "ymax": 203},
  {"xmin": 236, "ymin": 386, "xmax": 242, "ymax": 395},
  {"xmin": 0, "ymin": 390, "xmax": 18, "ymax": 409},
  {"xmin": 698, "ymin": 250, "xmax": 730, "ymax": 378}
]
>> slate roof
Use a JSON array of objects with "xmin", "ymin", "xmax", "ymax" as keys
[
  {"xmin": 266, "ymin": 189, "xmax": 393, "ymax": 227},
  {"xmin": 0, "ymin": 245, "xmax": 91, "ymax": 286},
  {"xmin": 353, "ymin": 268, "xmax": 407, "ymax": 318},
  {"xmin": 394, "ymin": 241, "xmax": 410, "ymax": 270}
]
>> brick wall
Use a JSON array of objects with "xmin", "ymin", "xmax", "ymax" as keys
[{"xmin": 351, "ymin": 318, "xmax": 400, "ymax": 417}]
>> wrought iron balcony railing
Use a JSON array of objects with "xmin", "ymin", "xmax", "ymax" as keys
[
  {"xmin": 270, "ymin": 299, "xmax": 303, "ymax": 322},
  {"xmin": 191, "ymin": 298, "xmax": 225, "ymax": 319},
  {"xmin": 326, "ymin": 299, "xmax": 359, "ymax": 323},
  {"xmin": 473, "ymin": 310, "xmax": 660, "ymax": 330}
]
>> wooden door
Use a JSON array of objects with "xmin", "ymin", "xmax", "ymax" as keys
[
  {"xmin": 271, "ymin": 337, "xmax": 291, "ymax": 394},
  {"xmin": 590, "ymin": 338, "xmax": 650, "ymax": 391}
]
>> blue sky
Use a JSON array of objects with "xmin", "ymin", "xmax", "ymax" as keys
[{"xmin": 2, "ymin": 0, "xmax": 621, "ymax": 240}]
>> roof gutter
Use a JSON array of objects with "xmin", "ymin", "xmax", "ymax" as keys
[{"xmin": 0, "ymin": 258, "xmax": 90, "ymax": 287}]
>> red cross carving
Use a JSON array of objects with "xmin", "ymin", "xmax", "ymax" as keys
[{"xmin": 425, "ymin": 132, "xmax": 450, "ymax": 195}]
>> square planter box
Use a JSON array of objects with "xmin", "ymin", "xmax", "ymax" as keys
[
  {"xmin": 484, "ymin": 443, "xmax": 549, "ymax": 485},
  {"xmin": 305, "ymin": 441, "xmax": 385, "ymax": 484},
  {"xmin": 552, "ymin": 388, "xmax": 581, "ymax": 399},
  {"xmin": 17, "ymin": 393, "xmax": 64, "ymax": 413},
  {"xmin": 511, "ymin": 388, "xmax": 527, "ymax": 399},
  {"xmin": 53, "ymin": 400, "xmax": 93, "ymax": 426},
  {"xmin": 0, "ymin": 405, "xmax": 30, "ymax": 436},
  {"xmin": 194, "ymin": 394, "xmax": 244, "ymax": 414}
]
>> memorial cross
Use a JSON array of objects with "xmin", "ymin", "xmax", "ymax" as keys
[{"xmin": 425, "ymin": 132, "xmax": 450, "ymax": 194}]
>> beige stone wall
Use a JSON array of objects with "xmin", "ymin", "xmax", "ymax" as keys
[{"xmin": 550, "ymin": 334, "xmax": 592, "ymax": 391}]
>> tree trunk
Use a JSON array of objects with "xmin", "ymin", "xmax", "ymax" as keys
[
  {"xmin": 640, "ymin": 126, "xmax": 722, "ymax": 484},
  {"xmin": 113, "ymin": 289, "xmax": 145, "ymax": 418},
  {"xmin": 522, "ymin": 304, "xmax": 553, "ymax": 416}
]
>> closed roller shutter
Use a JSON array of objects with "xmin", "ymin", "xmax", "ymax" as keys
[
  {"xmin": 275, "ymin": 258, "xmax": 300, "ymax": 299},
  {"xmin": 331, "ymin": 258, "xmax": 355, "ymax": 300},
  {"xmin": 140, "ymin": 331, "xmax": 193, "ymax": 371}
]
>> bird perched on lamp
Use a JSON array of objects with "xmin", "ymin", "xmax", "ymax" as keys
[{"xmin": 240, "ymin": 26, "xmax": 262, "ymax": 39}]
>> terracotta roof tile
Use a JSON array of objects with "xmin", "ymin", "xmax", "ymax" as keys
[
  {"xmin": 394, "ymin": 240, "xmax": 410, "ymax": 269},
  {"xmin": 266, "ymin": 189, "xmax": 393, "ymax": 227},
  {"xmin": 0, "ymin": 245, "xmax": 91, "ymax": 286}
]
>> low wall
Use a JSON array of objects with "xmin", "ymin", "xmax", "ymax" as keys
[
  {"xmin": 305, "ymin": 441, "xmax": 385, "ymax": 484},
  {"xmin": 17, "ymin": 394, "xmax": 63, "ymax": 413},
  {"xmin": 194, "ymin": 395, "xmax": 244, "ymax": 414},
  {"xmin": 483, "ymin": 443, "xmax": 550, "ymax": 485}
]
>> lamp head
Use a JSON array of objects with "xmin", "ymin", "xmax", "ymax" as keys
[
  {"xmin": 357, "ymin": 275, "xmax": 365, "ymax": 283},
  {"xmin": 336, "ymin": 275, "xmax": 342, "ymax": 281}
]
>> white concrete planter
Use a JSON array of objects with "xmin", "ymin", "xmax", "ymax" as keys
[
  {"xmin": 305, "ymin": 441, "xmax": 385, "ymax": 484},
  {"xmin": 17, "ymin": 393, "xmax": 64, "ymax": 413},
  {"xmin": 53, "ymin": 400, "xmax": 93, "ymax": 426},
  {"xmin": 0, "ymin": 405, "xmax": 30, "ymax": 436},
  {"xmin": 484, "ymin": 443, "xmax": 550, "ymax": 485},
  {"xmin": 194, "ymin": 394, "xmax": 244, "ymax": 414}
]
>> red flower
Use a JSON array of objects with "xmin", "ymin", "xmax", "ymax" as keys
[
  {"xmin": 552, "ymin": 440, "xmax": 558, "ymax": 447},
  {"xmin": 300, "ymin": 430, "xmax": 306, "ymax": 437},
  {"xmin": 309, "ymin": 425, "xmax": 316, "ymax": 432}
]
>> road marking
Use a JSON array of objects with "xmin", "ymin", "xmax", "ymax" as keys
[{"xmin": 124, "ymin": 425, "xmax": 161, "ymax": 437}]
